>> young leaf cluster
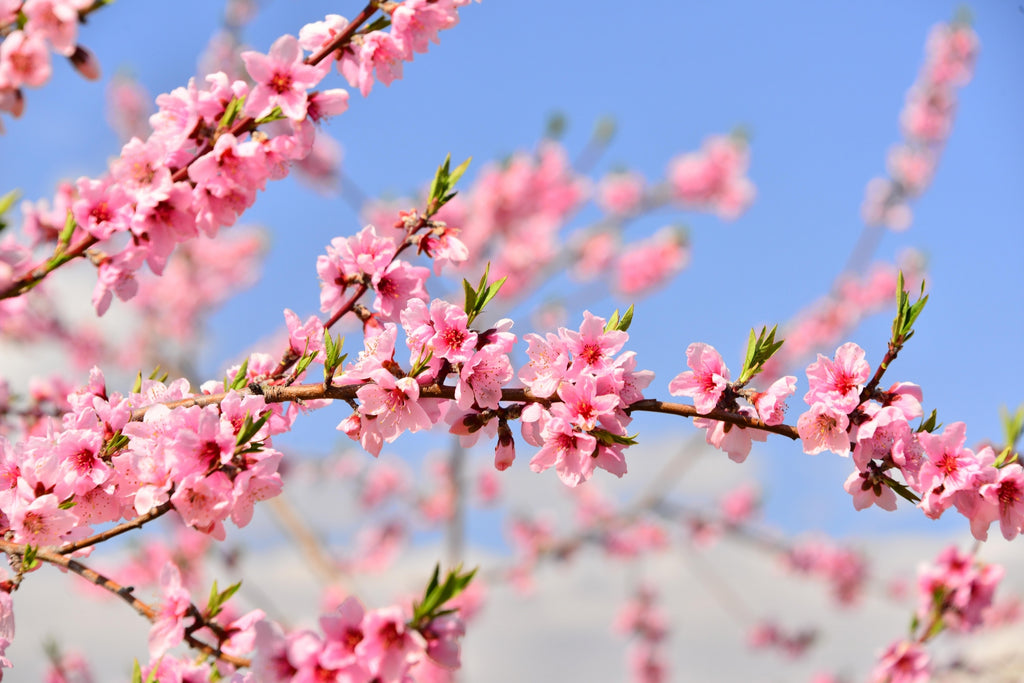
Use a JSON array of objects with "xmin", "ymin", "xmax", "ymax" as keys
[
  {"xmin": 426, "ymin": 154, "xmax": 471, "ymax": 217},
  {"xmin": 410, "ymin": 564, "xmax": 476, "ymax": 629},
  {"xmin": 205, "ymin": 579, "xmax": 242, "ymax": 619},
  {"xmin": 322, "ymin": 330, "xmax": 346, "ymax": 385},
  {"xmin": 891, "ymin": 270, "xmax": 928, "ymax": 347},
  {"xmin": 603, "ymin": 304, "xmax": 634, "ymax": 333},
  {"xmin": 737, "ymin": 325, "xmax": 784, "ymax": 386},
  {"xmin": 462, "ymin": 264, "xmax": 506, "ymax": 326}
]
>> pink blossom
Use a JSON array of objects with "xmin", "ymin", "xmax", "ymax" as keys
[
  {"xmin": 8, "ymin": 485, "xmax": 78, "ymax": 545},
  {"xmin": 283, "ymin": 308, "xmax": 326, "ymax": 359},
  {"xmin": 242, "ymin": 34, "xmax": 325, "ymax": 120},
  {"xmin": 615, "ymin": 227, "xmax": 689, "ymax": 295},
  {"xmin": 519, "ymin": 332, "xmax": 568, "ymax": 398},
  {"xmin": 356, "ymin": 370, "xmax": 433, "ymax": 442},
  {"xmin": 844, "ymin": 467, "xmax": 898, "ymax": 511},
  {"xmin": 669, "ymin": 342, "xmax": 730, "ymax": 414},
  {"xmin": 457, "ymin": 346, "xmax": 513, "ymax": 411},
  {"xmin": 23, "ymin": 0, "xmax": 82, "ymax": 57},
  {"xmin": 804, "ymin": 342, "xmax": 870, "ymax": 413},
  {"xmin": 561, "ymin": 310, "xmax": 627, "ymax": 377},
  {"xmin": 667, "ymin": 134, "xmax": 754, "ymax": 219},
  {"xmin": 529, "ymin": 416, "xmax": 598, "ymax": 487},
  {"xmin": 356, "ymin": 607, "xmax": 426, "ymax": 680},
  {"xmin": 596, "ymin": 171, "xmax": 644, "ymax": 215},
  {"xmin": 797, "ymin": 402, "xmax": 851, "ymax": 456},
  {"xmin": 752, "ymin": 375, "xmax": 797, "ymax": 425},
  {"xmin": 391, "ymin": 0, "xmax": 459, "ymax": 59},
  {"xmin": 977, "ymin": 463, "xmax": 1024, "ymax": 541},
  {"xmin": 694, "ymin": 410, "xmax": 767, "ymax": 463},
  {"xmin": 171, "ymin": 471, "xmax": 234, "ymax": 540},
  {"xmin": 149, "ymin": 563, "xmax": 191, "ymax": 659},
  {"xmin": 0, "ymin": 31, "xmax": 51, "ymax": 89},
  {"xmin": 917, "ymin": 422, "xmax": 976, "ymax": 506}
]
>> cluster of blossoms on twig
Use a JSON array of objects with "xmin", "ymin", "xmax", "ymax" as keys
[
  {"xmin": 360, "ymin": 130, "xmax": 752, "ymax": 303},
  {"xmin": 615, "ymin": 585, "xmax": 670, "ymax": 683},
  {"xmin": 0, "ymin": 0, "xmax": 103, "ymax": 129},
  {"xmin": 862, "ymin": 14, "xmax": 978, "ymax": 230},
  {"xmin": 0, "ymin": 0, "xmax": 474, "ymax": 319},
  {"xmin": 871, "ymin": 545, "xmax": 1002, "ymax": 683}
]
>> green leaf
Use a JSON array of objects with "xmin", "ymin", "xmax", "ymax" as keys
[
  {"xmin": 206, "ymin": 579, "xmax": 242, "ymax": 619},
  {"xmin": 23, "ymin": 544, "xmax": 39, "ymax": 570},
  {"xmin": 361, "ymin": 15, "xmax": 392, "ymax": 33},
  {"xmin": 235, "ymin": 411, "xmax": 271, "ymax": 447},
  {"xmin": 426, "ymin": 154, "xmax": 471, "ymax": 216},
  {"xmin": 411, "ymin": 564, "xmax": 477, "ymax": 627},
  {"xmin": 476, "ymin": 277, "xmax": 507, "ymax": 314},
  {"xmin": 56, "ymin": 210, "xmax": 76, "ymax": 249},
  {"xmin": 994, "ymin": 446, "xmax": 1018, "ymax": 469},
  {"xmin": 916, "ymin": 409, "xmax": 940, "ymax": 434},
  {"xmin": 131, "ymin": 660, "xmax": 143, "ymax": 683},
  {"xmin": 603, "ymin": 305, "xmax": 634, "ymax": 333},
  {"xmin": 591, "ymin": 428, "xmax": 639, "ymax": 448},
  {"xmin": 1000, "ymin": 403, "xmax": 1024, "ymax": 450},
  {"xmin": 218, "ymin": 95, "xmax": 246, "ymax": 128},
  {"xmin": 0, "ymin": 189, "xmax": 20, "ymax": 220},
  {"xmin": 448, "ymin": 156, "xmax": 472, "ymax": 188},
  {"xmin": 462, "ymin": 278, "xmax": 477, "ymax": 316},
  {"xmin": 408, "ymin": 349, "xmax": 435, "ymax": 378},
  {"xmin": 131, "ymin": 371, "xmax": 143, "ymax": 394},
  {"xmin": 58, "ymin": 499, "xmax": 76, "ymax": 510},
  {"xmin": 228, "ymin": 359, "xmax": 250, "ymax": 391},
  {"xmin": 737, "ymin": 325, "xmax": 784, "ymax": 385},
  {"xmin": 293, "ymin": 348, "xmax": 317, "ymax": 379},
  {"xmin": 254, "ymin": 106, "xmax": 287, "ymax": 126}
]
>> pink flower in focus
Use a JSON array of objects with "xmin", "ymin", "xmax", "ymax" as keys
[
  {"xmin": 753, "ymin": 375, "xmax": 797, "ymax": 425},
  {"xmin": 804, "ymin": 342, "xmax": 870, "ymax": 414},
  {"xmin": 669, "ymin": 343, "xmax": 730, "ymax": 414},
  {"xmin": 797, "ymin": 402, "xmax": 851, "ymax": 456},
  {"xmin": 242, "ymin": 35, "xmax": 325, "ymax": 120},
  {"xmin": 844, "ymin": 467, "xmax": 898, "ymax": 512},
  {"xmin": 356, "ymin": 370, "xmax": 433, "ymax": 442}
]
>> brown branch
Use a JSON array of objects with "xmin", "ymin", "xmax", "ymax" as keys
[
  {"xmin": 131, "ymin": 381, "xmax": 800, "ymax": 444},
  {"xmin": 57, "ymin": 501, "xmax": 174, "ymax": 555},
  {"xmin": 0, "ymin": 539, "xmax": 251, "ymax": 669}
]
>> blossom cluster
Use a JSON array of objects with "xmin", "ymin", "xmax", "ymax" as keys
[
  {"xmin": 870, "ymin": 545, "xmax": 1003, "ymax": 683},
  {"xmin": 615, "ymin": 585, "xmax": 670, "ymax": 683},
  {"xmin": 0, "ymin": 368, "xmax": 286, "ymax": 549},
  {"xmin": 666, "ymin": 133, "xmax": 755, "ymax": 220},
  {"xmin": 862, "ymin": 16, "xmax": 978, "ymax": 230},
  {"xmin": 794, "ymin": 342, "xmax": 1024, "ymax": 542},
  {"xmin": 669, "ymin": 342, "xmax": 797, "ymax": 463},
  {"xmin": 518, "ymin": 311, "xmax": 653, "ymax": 486},
  {"xmin": 0, "ymin": 0, "xmax": 100, "ymax": 129},
  {"xmin": 361, "ymin": 130, "xmax": 753, "ymax": 302},
  {"xmin": 250, "ymin": 597, "xmax": 465, "ymax": 683},
  {"xmin": 1, "ymin": 0, "xmax": 476, "ymax": 324}
]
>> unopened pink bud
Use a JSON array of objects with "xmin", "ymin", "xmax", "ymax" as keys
[{"xmin": 69, "ymin": 46, "xmax": 101, "ymax": 81}]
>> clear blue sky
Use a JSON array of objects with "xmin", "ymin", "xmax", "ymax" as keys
[{"xmin": 0, "ymin": 0, "xmax": 1021, "ymax": 542}]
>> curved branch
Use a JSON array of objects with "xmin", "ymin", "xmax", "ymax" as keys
[{"xmin": 0, "ymin": 539, "xmax": 251, "ymax": 669}]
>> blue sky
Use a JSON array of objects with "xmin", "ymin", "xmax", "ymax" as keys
[{"xmin": 1, "ymin": 0, "xmax": 1022, "ymax": 542}]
